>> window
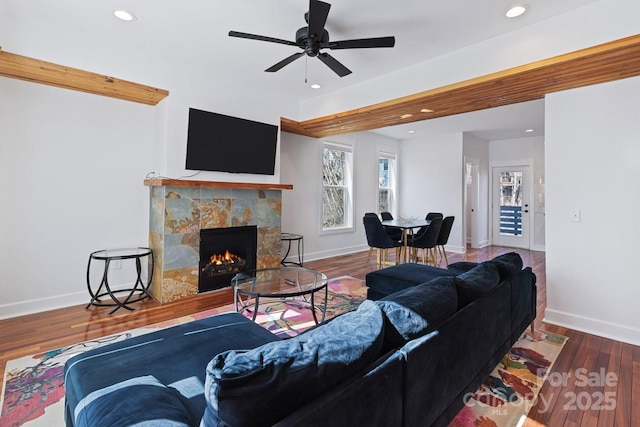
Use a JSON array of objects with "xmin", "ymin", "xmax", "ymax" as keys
[
  {"xmin": 378, "ymin": 152, "xmax": 396, "ymax": 214},
  {"xmin": 322, "ymin": 142, "xmax": 353, "ymax": 231}
]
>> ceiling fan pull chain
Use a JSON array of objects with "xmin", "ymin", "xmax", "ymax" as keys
[{"xmin": 305, "ymin": 55, "xmax": 308, "ymax": 83}]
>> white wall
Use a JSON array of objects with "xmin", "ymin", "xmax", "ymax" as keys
[
  {"xmin": 0, "ymin": 78, "xmax": 161, "ymax": 317},
  {"xmin": 0, "ymin": 57, "xmax": 298, "ymax": 320},
  {"xmin": 280, "ymin": 131, "xmax": 400, "ymax": 261},
  {"xmin": 545, "ymin": 75, "xmax": 640, "ymax": 345},
  {"xmin": 399, "ymin": 133, "xmax": 465, "ymax": 253}
]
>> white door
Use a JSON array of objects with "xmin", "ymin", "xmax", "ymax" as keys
[
  {"xmin": 465, "ymin": 160, "xmax": 481, "ymax": 248},
  {"xmin": 492, "ymin": 166, "xmax": 530, "ymax": 249}
]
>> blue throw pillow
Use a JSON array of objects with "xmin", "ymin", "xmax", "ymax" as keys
[
  {"xmin": 454, "ymin": 261, "xmax": 500, "ymax": 309},
  {"xmin": 203, "ymin": 300, "xmax": 385, "ymax": 427},
  {"xmin": 376, "ymin": 276, "xmax": 458, "ymax": 347},
  {"xmin": 491, "ymin": 252, "xmax": 523, "ymax": 280}
]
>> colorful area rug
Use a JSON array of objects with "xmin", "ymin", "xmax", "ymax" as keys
[
  {"xmin": 0, "ymin": 276, "xmax": 366, "ymax": 427},
  {"xmin": 2, "ymin": 276, "xmax": 567, "ymax": 427},
  {"xmin": 449, "ymin": 330, "xmax": 568, "ymax": 427}
]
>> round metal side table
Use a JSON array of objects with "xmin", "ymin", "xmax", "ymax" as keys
[{"xmin": 86, "ymin": 247, "xmax": 154, "ymax": 314}]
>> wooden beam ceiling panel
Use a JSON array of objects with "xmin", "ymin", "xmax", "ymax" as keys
[
  {"xmin": 281, "ymin": 34, "xmax": 640, "ymax": 138},
  {"xmin": 0, "ymin": 50, "xmax": 169, "ymax": 105}
]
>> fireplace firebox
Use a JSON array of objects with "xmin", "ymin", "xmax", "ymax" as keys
[{"xmin": 199, "ymin": 226, "xmax": 257, "ymax": 293}]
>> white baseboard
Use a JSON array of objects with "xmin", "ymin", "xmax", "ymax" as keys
[
  {"xmin": 303, "ymin": 244, "xmax": 370, "ymax": 263},
  {"xmin": 544, "ymin": 308, "xmax": 640, "ymax": 346},
  {"xmin": 0, "ymin": 291, "xmax": 88, "ymax": 320},
  {"xmin": 444, "ymin": 244, "xmax": 465, "ymax": 254},
  {"xmin": 0, "ymin": 282, "xmax": 143, "ymax": 320}
]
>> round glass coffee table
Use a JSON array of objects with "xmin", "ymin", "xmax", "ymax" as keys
[{"xmin": 232, "ymin": 267, "xmax": 328, "ymax": 325}]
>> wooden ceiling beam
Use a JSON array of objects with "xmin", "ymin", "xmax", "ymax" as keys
[
  {"xmin": 281, "ymin": 34, "xmax": 640, "ymax": 138},
  {"xmin": 0, "ymin": 50, "xmax": 168, "ymax": 105}
]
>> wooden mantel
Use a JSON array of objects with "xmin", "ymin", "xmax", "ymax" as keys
[
  {"xmin": 0, "ymin": 49, "xmax": 168, "ymax": 105},
  {"xmin": 144, "ymin": 178, "xmax": 293, "ymax": 190}
]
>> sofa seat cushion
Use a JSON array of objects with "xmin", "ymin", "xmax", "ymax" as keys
[
  {"xmin": 376, "ymin": 276, "xmax": 458, "ymax": 347},
  {"xmin": 365, "ymin": 263, "xmax": 455, "ymax": 300},
  {"xmin": 454, "ymin": 261, "xmax": 500, "ymax": 309},
  {"xmin": 72, "ymin": 375, "xmax": 194, "ymax": 427},
  {"xmin": 204, "ymin": 300, "xmax": 385, "ymax": 427}
]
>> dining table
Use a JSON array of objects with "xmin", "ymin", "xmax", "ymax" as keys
[{"xmin": 381, "ymin": 218, "xmax": 431, "ymax": 263}]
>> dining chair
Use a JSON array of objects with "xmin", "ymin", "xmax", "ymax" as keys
[
  {"xmin": 363, "ymin": 214, "xmax": 403, "ymax": 268},
  {"xmin": 407, "ymin": 216, "xmax": 442, "ymax": 265},
  {"xmin": 425, "ymin": 212, "xmax": 443, "ymax": 221},
  {"xmin": 436, "ymin": 216, "xmax": 455, "ymax": 266},
  {"xmin": 412, "ymin": 212, "xmax": 442, "ymax": 237},
  {"xmin": 380, "ymin": 211, "xmax": 403, "ymax": 241}
]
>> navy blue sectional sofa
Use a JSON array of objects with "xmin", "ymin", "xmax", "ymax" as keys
[{"xmin": 64, "ymin": 252, "xmax": 536, "ymax": 427}]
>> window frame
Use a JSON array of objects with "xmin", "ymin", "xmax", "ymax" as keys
[
  {"xmin": 320, "ymin": 141, "xmax": 355, "ymax": 235},
  {"xmin": 378, "ymin": 151, "xmax": 397, "ymax": 216}
]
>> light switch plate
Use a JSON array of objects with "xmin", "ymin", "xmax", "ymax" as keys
[{"xmin": 571, "ymin": 210, "xmax": 581, "ymax": 223}]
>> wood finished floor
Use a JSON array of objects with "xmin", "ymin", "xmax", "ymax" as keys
[{"xmin": 1, "ymin": 246, "xmax": 638, "ymax": 426}]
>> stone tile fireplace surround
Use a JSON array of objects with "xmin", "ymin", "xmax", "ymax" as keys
[{"xmin": 145, "ymin": 179, "xmax": 293, "ymax": 303}]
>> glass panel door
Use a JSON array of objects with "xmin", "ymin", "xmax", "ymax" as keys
[{"xmin": 492, "ymin": 166, "xmax": 530, "ymax": 248}]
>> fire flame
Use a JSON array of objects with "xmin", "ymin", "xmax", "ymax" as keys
[{"xmin": 210, "ymin": 250, "xmax": 239, "ymax": 265}]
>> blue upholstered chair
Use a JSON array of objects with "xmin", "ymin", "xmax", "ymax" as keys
[
  {"xmin": 380, "ymin": 211, "xmax": 403, "ymax": 241},
  {"xmin": 363, "ymin": 214, "xmax": 403, "ymax": 268},
  {"xmin": 436, "ymin": 216, "xmax": 455, "ymax": 266},
  {"xmin": 407, "ymin": 216, "xmax": 442, "ymax": 265}
]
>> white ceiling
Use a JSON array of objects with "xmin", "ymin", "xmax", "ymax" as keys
[{"xmin": 1, "ymin": 0, "xmax": 600, "ymax": 141}]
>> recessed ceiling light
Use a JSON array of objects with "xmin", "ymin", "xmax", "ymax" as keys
[
  {"xmin": 114, "ymin": 10, "xmax": 137, "ymax": 21},
  {"xmin": 408, "ymin": 130, "xmax": 415, "ymax": 134},
  {"xmin": 525, "ymin": 128, "xmax": 534, "ymax": 133},
  {"xmin": 506, "ymin": 4, "xmax": 529, "ymax": 18},
  {"xmin": 310, "ymin": 84, "xmax": 321, "ymax": 89}
]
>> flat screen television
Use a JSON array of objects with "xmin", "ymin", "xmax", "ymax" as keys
[{"xmin": 185, "ymin": 108, "xmax": 278, "ymax": 175}]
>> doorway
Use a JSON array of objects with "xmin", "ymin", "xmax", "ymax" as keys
[
  {"xmin": 465, "ymin": 160, "xmax": 481, "ymax": 248},
  {"xmin": 491, "ymin": 165, "xmax": 531, "ymax": 249}
]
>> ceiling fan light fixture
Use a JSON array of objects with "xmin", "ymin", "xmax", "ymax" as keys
[
  {"xmin": 114, "ymin": 10, "xmax": 136, "ymax": 21},
  {"xmin": 310, "ymin": 83, "xmax": 322, "ymax": 89},
  {"xmin": 506, "ymin": 4, "xmax": 529, "ymax": 18}
]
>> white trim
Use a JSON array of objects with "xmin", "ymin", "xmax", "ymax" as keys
[
  {"xmin": 303, "ymin": 244, "xmax": 370, "ymax": 263},
  {"xmin": 544, "ymin": 308, "xmax": 640, "ymax": 346},
  {"xmin": 320, "ymin": 139, "xmax": 356, "ymax": 235},
  {"xmin": 0, "ymin": 291, "xmax": 87, "ymax": 320}
]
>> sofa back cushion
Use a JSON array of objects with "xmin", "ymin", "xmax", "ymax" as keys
[
  {"xmin": 454, "ymin": 261, "xmax": 500, "ymax": 309},
  {"xmin": 203, "ymin": 300, "xmax": 385, "ymax": 427},
  {"xmin": 376, "ymin": 276, "xmax": 458, "ymax": 348},
  {"xmin": 491, "ymin": 252, "xmax": 523, "ymax": 280}
]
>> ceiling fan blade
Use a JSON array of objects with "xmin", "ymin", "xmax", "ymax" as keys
[
  {"xmin": 327, "ymin": 36, "xmax": 396, "ymax": 50},
  {"xmin": 317, "ymin": 52, "xmax": 352, "ymax": 77},
  {"xmin": 229, "ymin": 30, "xmax": 297, "ymax": 47},
  {"xmin": 265, "ymin": 52, "xmax": 305, "ymax": 73},
  {"xmin": 307, "ymin": 0, "xmax": 331, "ymax": 37}
]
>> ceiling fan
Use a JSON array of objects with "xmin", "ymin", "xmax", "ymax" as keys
[{"xmin": 228, "ymin": 0, "xmax": 395, "ymax": 77}]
